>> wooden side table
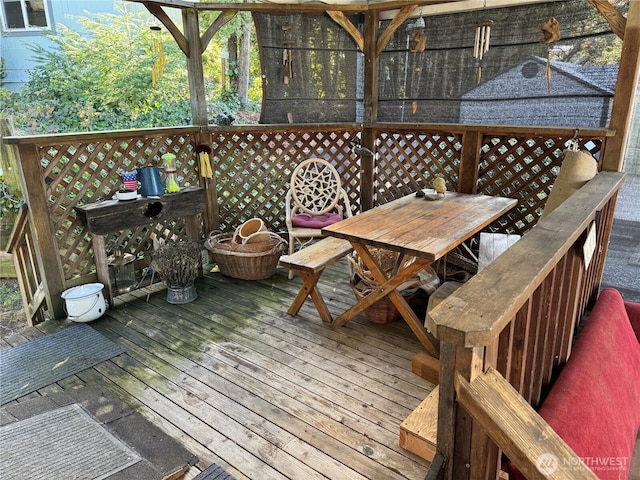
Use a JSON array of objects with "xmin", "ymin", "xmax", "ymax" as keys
[{"xmin": 76, "ymin": 187, "xmax": 207, "ymax": 306}]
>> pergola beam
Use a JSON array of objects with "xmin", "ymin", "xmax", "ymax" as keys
[
  {"xmin": 376, "ymin": 4, "xmax": 416, "ymax": 57},
  {"xmin": 142, "ymin": 1, "xmax": 189, "ymax": 56},
  {"xmin": 327, "ymin": 11, "xmax": 364, "ymax": 52},
  {"xmin": 586, "ymin": 0, "xmax": 626, "ymax": 40}
]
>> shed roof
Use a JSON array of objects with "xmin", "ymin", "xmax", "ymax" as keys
[{"xmin": 462, "ymin": 57, "xmax": 619, "ymax": 99}]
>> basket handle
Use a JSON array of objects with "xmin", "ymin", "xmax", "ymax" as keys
[
  {"xmin": 269, "ymin": 236, "xmax": 288, "ymax": 254},
  {"xmin": 242, "ymin": 231, "xmax": 282, "ymax": 244}
]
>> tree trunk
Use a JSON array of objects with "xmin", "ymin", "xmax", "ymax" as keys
[
  {"xmin": 238, "ymin": 18, "xmax": 252, "ymax": 107},
  {"xmin": 228, "ymin": 34, "xmax": 238, "ymax": 92}
]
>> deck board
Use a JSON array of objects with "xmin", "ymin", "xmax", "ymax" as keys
[{"xmin": 3, "ymin": 262, "xmax": 433, "ymax": 479}]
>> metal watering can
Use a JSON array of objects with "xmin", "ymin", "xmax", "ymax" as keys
[{"xmin": 137, "ymin": 166, "xmax": 164, "ymax": 197}]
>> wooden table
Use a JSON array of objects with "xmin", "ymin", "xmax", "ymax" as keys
[
  {"xmin": 76, "ymin": 187, "xmax": 206, "ymax": 307},
  {"xmin": 322, "ymin": 191, "xmax": 517, "ymax": 356}
]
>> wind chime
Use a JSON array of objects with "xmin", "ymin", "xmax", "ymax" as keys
[
  {"xmin": 282, "ymin": 25, "xmax": 293, "ymax": 86},
  {"xmin": 540, "ymin": 17, "xmax": 561, "ymax": 93},
  {"xmin": 473, "ymin": 20, "xmax": 493, "ymax": 84},
  {"xmin": 408, "ymin": 16, "xmax": 426, "ymax": 116},
  {"xmin": 150, "ymin": 26, "xmax": 165, "ymax": 86}
]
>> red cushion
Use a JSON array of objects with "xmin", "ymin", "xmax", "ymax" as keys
[
  {"xmin": 625, "ymin": 300, "xmax": 640, "ymax": 341},
  {"xmin": 291, "ymin": 212, "xmax": 342, "ymax": 229},
  {"xmin": 509, "ymin": 288, "xmax": 640, "ymax": 479}
]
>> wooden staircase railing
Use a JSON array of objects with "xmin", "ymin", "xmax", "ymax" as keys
[
  {"xmin": 5, "ymin": 206, "xmax": 49, "ymax": 325},
  {"xmin": 403, "ymin": 171, "xmax": 625, "ymax": 479},
  {"xmin": 453, "ymin": 367, "xmax": 597, "ymax": 480}
]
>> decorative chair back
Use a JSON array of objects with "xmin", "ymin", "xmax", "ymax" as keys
[{"xmin": 290, "ymin": 158, "xmax": 342, "ymax": 215}]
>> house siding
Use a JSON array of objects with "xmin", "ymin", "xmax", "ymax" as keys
[{"xmin": 1, "ymin": 1, "xmax": 136, "ymax": 91}]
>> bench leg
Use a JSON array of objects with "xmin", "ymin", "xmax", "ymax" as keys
[{"xmin": 287, "ymin": 271, "xmax": 333, "ymax": 323}]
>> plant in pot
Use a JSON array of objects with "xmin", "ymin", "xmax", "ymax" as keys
[
  {"xmin": 151, "ymin": 238, "xmax": 201, "ymax": 304},
  {"xmin": 347, "ymin": 248, "xmax": 439, "ymax": 323}
]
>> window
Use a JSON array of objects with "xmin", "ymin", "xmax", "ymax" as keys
[{"xmin": 1, "ymin": 0, "xmax": 49, "ymax": 31}]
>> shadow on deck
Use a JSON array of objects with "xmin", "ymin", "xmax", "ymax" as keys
[{"xmin": 1, "ymin": 260, "xmax": 434, "ymax": 480}]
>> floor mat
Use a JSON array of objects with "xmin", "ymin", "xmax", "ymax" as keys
[
  {"xmin": 194, "ymin": 463, "xmax": 237, "ymax": 480},
  {"xmin": 0, "ymin": 385, "xmax": 198, "ymax": 479},
  {"xmin": 0, "ymin": 323, "xmax": 123, "ymax": 405},
  {"xmin": 0, "ymin": 404, "xmax": 140, "ymax": 480}
]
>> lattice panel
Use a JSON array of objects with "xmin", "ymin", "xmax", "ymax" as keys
[
  {"xmin": 36, "ymin": 133, "xmax": 198, "ymax": 280},
  {"xmin": 375, "ymin": 130, "xmax": 462, "ymax": 204},
  {"xmin": 26, "ymin": 126, "xmax": 607, "ymax": 286},
  {"xmin": 477, "ymin": 135, "xmax": 603, "ymax": 235},
  {"xmin": 209, "ymin": 128, "xmax": 361, "ymax": 234}
]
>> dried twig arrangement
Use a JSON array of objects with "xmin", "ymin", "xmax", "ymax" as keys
[{"xmin": 152, "ymin": 239, "xmax": 201, "ymax": 286}]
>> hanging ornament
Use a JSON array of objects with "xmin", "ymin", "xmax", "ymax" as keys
[
  {"xmin": 546, "ymin": 50, "xmax": 553, "ymax": 93},
  {"xmin": 410, "ymin": 17, "xmax": 426, "ymax": 53},
  {"xmin": 540, "ymin": 17, "xmax": 560, "ymax": 93},
  {"xmin": 150, "ymin": 26, "xmax": 165, "ymax": 86},
  {"xmin": 282, "ymin": 25, "xmax": 293, "ymax": 85},
  {"xmin": 540, "ymin": 17, "xmax": 560, "ymax": 44}
]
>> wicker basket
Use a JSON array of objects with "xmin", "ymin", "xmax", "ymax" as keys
[
  {"xmin": 349, "ymin": 276, "xmax": 418, "ymax": 324},
  {"xmin": 205, "ymin": 232, "xmax": 287, "ymax": 280}
]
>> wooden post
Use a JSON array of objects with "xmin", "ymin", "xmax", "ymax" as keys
[
  {"xmin": 182, "ymin": 9, "xmax": 209, "ymax": 126},
  {"xmin": 458, "ymin": 130, "xmax": 482, "ymax": 194},
  {"xmin": 601, "ymin": 0, "xmax": 640, "ymax": 171},
  {"xmin": 432, "ymin": 343, "xmax": 486, "ymax": 480},
  {"xmin": 361, "ymin": 11, "xmax": 380, "ymax": 211},
  {"xmin": 15, "ymin": 144, "xmax": 66, "ymax": 319}
]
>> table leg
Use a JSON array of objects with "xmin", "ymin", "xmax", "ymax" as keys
[
  {"xmin": 92, "ymin": 235, "xmax": 113, "ymax": 308},
  {"xmin": 333, "ymin": 260, "xmax": 428, "ymax": 326},
  {"xmin": 387, "ymin": 288, "xmax": 439, "ymax": 356},
  {"xmin": 336, "ymin": 243, "xmax": 439, "ymax": 356},
  {"xmin": 288, "ymin": 271, "xmax": 333, "ymax": 323}
]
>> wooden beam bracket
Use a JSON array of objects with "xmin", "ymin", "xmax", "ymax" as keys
[
  {"xmin": 376, "ymin": 5, "xmax": 417, "ymax": 58},
  {"xmin": 143, "ymin": 1, "xmax": 190, "ymax": 56},
  {"xmin": 328, "ymin": 11, "xmax": 364, "ymax": 52}
]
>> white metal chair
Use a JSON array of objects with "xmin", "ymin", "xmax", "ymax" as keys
[{"xmin": 285, "ymin": 158, "xmax": 352, "ymax": 278}]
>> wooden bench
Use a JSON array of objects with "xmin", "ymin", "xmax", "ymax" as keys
[{"xmin": 278, "ymin": 237, "xmax": 353, "ymax": 322}]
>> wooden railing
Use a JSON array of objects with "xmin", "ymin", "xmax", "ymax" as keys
[
  {"xmin": 426, "ymin": 171, "xmax": 625, "ymax": 479},
  {"xmin": 4, "ymin": 123, "xmax": 613, "ymax": 321},
  {"xmin": 5, "ymin": 206, "xmax": 48, "ymax": 325}
]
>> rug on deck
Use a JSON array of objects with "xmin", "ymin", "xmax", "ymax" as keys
[
  {"xmin": 194, "ymin": 462, "xmax": 237, "ymax": 480},
  {"xmin": 0, "ymin": 404, "xmax": 140, "ymax": 480},
  {"xmin": 0, "ymin": 323, "xmax": 123, "ymax": 405},
  {"xmin": 0, "ymin": 385, "xmax": 199, "ymax": 479}
]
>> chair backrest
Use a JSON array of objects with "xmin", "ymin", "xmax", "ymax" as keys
[{"xmin": 290, "ymin": 158, "xmax": 342, "ymax": 215}]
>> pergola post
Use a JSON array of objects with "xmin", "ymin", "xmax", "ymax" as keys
[
  {"xmin": 360, "ymin": 10, "xmax": 380, "ymax": 211},
  {"xmin": 602, "ymin": 0, "xmax": 640, "ymax": 172},
  {"xmin": 15, "ymin": 144, "xmax": 66, "ymax": 319},
  {"xmin": 182, "ymin": 9, "xmax": 209, "ymax": 126}
]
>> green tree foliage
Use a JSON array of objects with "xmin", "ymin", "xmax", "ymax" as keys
[
  {"xmin": 2, "ymin": 6, "xmax": 197, "ymax": 134},
  {"xmin": 200, "ymin": 10, "xmax": 261, "ymax": 113}
]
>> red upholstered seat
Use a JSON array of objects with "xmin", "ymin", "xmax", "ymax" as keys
[
  {"xmin": 291, "ymin": 212, "xmax": 343, "ymax": 229},
  {"xmin": 509, "ymin": 288, "xmax": 640, "ymax": 480}
]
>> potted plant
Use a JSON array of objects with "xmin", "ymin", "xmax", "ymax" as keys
[{"xmin": 151, "ymin": 239, "xmax": 201, "ymax": 304}]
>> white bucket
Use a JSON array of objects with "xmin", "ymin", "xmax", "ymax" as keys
[{"xmin": 61, "ymin": 283, "xmax": 106, "ymax": 323}]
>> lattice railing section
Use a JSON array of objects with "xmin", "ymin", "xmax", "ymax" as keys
[
  {"xmin": 37, "ymin": 133, "xmax": 199, "ymax": 280},
  {"xmin": 374, "ymin": 130, "xmax": 462, "ymax": 205},
  {"xmin": 477, "ymin": 135, "xmax": 604, "ymax": 236},
  {"xmin": 209, "ymin": 128, "xmax": 361, "ymax": 234},
  {"xmin": 22, "ymin": 125, "xmax": 608, "ymax": 285}
]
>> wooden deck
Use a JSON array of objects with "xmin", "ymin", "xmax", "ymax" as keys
[{"xmin": 1, "ymin": 260, "xmax": 434, "ymax": 480}]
